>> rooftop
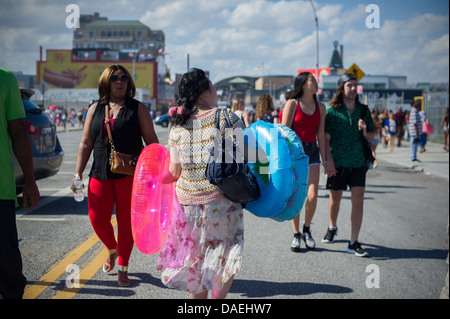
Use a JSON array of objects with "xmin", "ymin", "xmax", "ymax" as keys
[{"xmin": 83, "ymin": 20, "xmax": 149, "ymax": 30}]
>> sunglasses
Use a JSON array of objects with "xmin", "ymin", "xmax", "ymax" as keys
[{"xmin": 110, "ymin": 74, "xmax": 129, "ymax": 83}]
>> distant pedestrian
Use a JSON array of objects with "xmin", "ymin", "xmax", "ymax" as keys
[
  {"xmin": 408, "ymin": 100, "xmax": 423, "ymax": 162},
  {"xmin": 440, "ymin": 107, "xmax": 449, "ymax": 151},
  {"xmin": 280, "ymin": 72, "xmax": 334, "ymax": 252},
  {"xmin": 323, "ymin": 73, "xmax": 375, "ymax": 257},
  {"xmin": 70, "ymin": 109, "xmax": 76, "ymax": 127},
  {"xmin": 243, "ymin": 103, "xmax": 256, "ymax": 127},
  {"xmin": 62, "ymin": 109, "xmax": 67, "ymax": 130},
  {"xmin": 384, "ymin": 110, "xmax": 398, "ymax": 152},
  {"xmin": 0, "ymin": 68, "xmax": 40, "ymax": 299},
  {"xmin": 369, "ymin": 109, "xmax": 381, "ymax": 168},
  {"xmin": 419, "ymin": 107, "xmax": 428, "ymax": 153},
  {"xmin": 255, "ymin": 94, "xmax": 278, "ymax": 123},
  {"xmin": 394, "ymin": 106, "xmax": 406, "ymax": 147},
  {"xmin": 231, "ymin": 99, "xmax": 245, "ymax": 122},
  {"xmin": 379, "ymin": 109, "xmax": 388, "ymax": 148}
]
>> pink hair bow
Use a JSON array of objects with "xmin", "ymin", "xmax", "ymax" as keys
[{"xmin": 169, "ymin": 106, "xmax": 186, "ymax": 117}]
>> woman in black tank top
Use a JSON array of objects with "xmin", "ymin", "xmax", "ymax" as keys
[{"xmin": 71, "ymin": 65, "xmax": 158, "ymax": 287}]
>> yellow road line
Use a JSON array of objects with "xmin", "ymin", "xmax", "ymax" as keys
[
  {"xmin": 52, "ymin": 245, "xmax": 108, "ymax": 299},
  {"xmin": 23, "ymin": 217, "xmax": 117, "ymax": 299}
]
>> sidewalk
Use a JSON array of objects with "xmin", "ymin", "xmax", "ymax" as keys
[{"xmin": 375, "ymin": 139, "xmax": 449, "ymax": 181}]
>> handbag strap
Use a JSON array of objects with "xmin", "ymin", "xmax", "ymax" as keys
[
  {"xmin": 288, "ymin": 101, "xmax": 297, "ymax": 128},
  {"xmin": 215, "ymin": 107, "xmax": 232, "ymax": 130},
  {"xmin": 104, "ymin": 103, "xmax": 116, "ymax": 150},
  {"xmin": 359, "ymin": 104, "xmax": 371, "ymax": 143}
]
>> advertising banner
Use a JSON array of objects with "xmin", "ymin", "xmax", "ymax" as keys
[
  {"xmin": 37, "ymin": 50, "xmax": 157, "ymax": 98},
  {"xmin": 297, "ymin": 67, "xmax": 331, "ymax": 83}
]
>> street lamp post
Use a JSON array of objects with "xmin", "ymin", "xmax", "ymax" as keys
[
  {"xmin": 132, "ymin": 44, "xmax": 152, "ymax": 81},
  {"xmin": 309, "ymin": 0, "xmax": 319, "ymax": 82}
]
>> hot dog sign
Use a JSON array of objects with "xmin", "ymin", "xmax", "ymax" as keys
[
  {"xmin": 37, "ymin": 49, "xmax": 157, "ymax": 96},
  {"xmin": 43, "ymin": 66, "xmax": 88, "ymax": 88}
]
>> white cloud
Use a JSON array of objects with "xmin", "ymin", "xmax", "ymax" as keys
[
  {"xmin": 0, "ymin": 0, "xmax": 448, "ymax": 84},
  {"xmin": 338, "ymin": 11, "xmax": 449, "ymax": 81}
]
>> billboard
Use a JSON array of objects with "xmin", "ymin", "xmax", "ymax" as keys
[
  {"xmin": 37, "ymin": 50, "xmax": 157, "ymax": 98},
  {"xmin": 297, "ymin": 67, "xmax": 331, "ymax": 83}
]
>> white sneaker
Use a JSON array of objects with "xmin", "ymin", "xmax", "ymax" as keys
[{"xmin": 290, "ymin": 235, "xmax": 301, "ymax": 252}]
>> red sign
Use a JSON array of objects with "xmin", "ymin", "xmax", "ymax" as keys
[{"xmin": 297, "ymin": 67, "xmax": 331, "ymax": 83}]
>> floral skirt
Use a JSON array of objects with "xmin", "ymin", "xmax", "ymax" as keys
[{"xmin": 157, "ymin": 198, "xmax": 244, "ymax": 294}]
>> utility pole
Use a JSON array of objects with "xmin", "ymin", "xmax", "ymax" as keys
[
  {"xmin": 187, "ymin": 53, "xmax": 190, "ymax": 71},
  {"xmin": 309, "ymin": 0, "xmax": 319, "ymax": 82}
]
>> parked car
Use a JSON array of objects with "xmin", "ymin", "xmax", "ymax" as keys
[
  {"xmin": 13, "ymin": 89, "xmax": 64, "ymax": 194},
  {"xmin": 154, "ymin": 113, "xmax": 170, "ymax": 127}
]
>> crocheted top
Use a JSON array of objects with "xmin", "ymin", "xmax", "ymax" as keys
[{"xmin": 169, "ymin": 108, "xmax": 244, "ymax": 205}]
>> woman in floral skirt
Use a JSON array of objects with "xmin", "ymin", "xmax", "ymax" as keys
[{"xmin": 157, "ymin": 68, "xmax": 244, "ymax": 299}]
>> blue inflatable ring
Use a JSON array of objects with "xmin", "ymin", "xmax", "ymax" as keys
[
  {"xmin": 243, "ymin": 121, "xmax": 309, "ymax": 221},
  {"xmin": 271, "ymin": 124, "xmax": 309, "ymax": 222},
  {"xmin": 242, "ymin": 121, "xmax": 291, "ymax": 217}
]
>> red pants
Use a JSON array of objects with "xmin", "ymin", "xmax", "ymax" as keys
[{"xmin": 88, "ymin": 176, "xmax": 134, "ymax": 267}]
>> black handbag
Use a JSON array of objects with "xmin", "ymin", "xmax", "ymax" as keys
[
  {"xmin": 360, "ymin": 104, "xmax": 376, "ymax": 169},
  {"xmin": 205, "ymin": 108, "xmax": 261, "ymax": 204}
]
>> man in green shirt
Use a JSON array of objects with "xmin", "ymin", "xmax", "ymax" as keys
[
  {"xmin": 322, "ymin": 73, "xmax": 375, "ymax": 257},
  {"xmin": 0, "ymin": 68, "xmax": 40, "ymax": 299}
]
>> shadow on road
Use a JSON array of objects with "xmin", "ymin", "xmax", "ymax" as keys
[{"xmin": 230, "ymin": 279, "xmax": 352, "ymax": 298}]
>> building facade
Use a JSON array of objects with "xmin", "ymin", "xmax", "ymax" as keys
[
  {"xmin": 72, "ymin": 13, "xmax": 165, "ymax": 59},
  {"xmin": 68, "ymin": 12, "xmax": 170, "ymax": 108},
  {"xmin": 72, "ymin": 12, "xmax": 165, "ymax": 66}
]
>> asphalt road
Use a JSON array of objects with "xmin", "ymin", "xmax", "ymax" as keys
[{"xmin": 16, "ymin": 124, "xmax": 449, "ymax": 301}]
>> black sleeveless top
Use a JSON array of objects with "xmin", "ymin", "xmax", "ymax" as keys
[{"xmin": 89, "ymin": 97, "xmax": 143, "ymax": 180}]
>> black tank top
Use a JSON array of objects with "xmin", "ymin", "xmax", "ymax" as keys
[{"xmin": 89, "ymin": 97, "xmax": 143, "ymax": 180}]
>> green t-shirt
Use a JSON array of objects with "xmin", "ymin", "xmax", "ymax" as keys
[
  {"xmin": 0, "ymin": 68, "xmax": 26, "ymax": 202},
  {"xmin": 325, "ymin": 102, "xmax": 374, "ymax": 168}
]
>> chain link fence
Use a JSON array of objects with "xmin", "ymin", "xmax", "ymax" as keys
[{"xmin": 425, "ymin": 90, "xmax": 449, "ymax": 144}]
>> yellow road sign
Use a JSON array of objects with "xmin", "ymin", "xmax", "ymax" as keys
[
  {"xmin": 414, "ymin": 96, "xmax": 424, "ymax": 108},
  {"xmin": 345, "ymin": 63, "xmax": 365, "ymax": 82}
]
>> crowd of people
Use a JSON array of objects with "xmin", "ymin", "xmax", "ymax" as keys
[
  {"xmin": 1, "ymin": 63, "xmax": 448, "ymax": 300},
  {"xmin": 46, "ymin": 108, "xmax": 88, "ymax": 129},
  {"xmin": 369, "ymin": 101, "xmax": 449, "ymax": 165}
]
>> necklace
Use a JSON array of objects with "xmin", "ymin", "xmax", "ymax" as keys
[
  {"xmin": 110, "ymin": 101, "xmax": 125, "ymax": 107},
  {"xmin": 109, "ymin": 100, "xmax": 125, "ymax": 119}
]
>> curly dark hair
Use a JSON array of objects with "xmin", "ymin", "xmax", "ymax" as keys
[
  {"xmin": 171, "ymin": 68, "xmax": 210, "ymax": 126},
  {"xmin": 255, "ymin": 94, "xmax": 274, "ymax": 120}
]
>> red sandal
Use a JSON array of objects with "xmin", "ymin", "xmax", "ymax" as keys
[
  {"xmin": 102, "ymin": 248, "xmax": 118, "ymax": 274},
  {"xmin": 117, "ymin": 266, "xmax": 131, "ymax": 287}
]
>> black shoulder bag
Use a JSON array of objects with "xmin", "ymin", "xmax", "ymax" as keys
[{"xmin": 205, "ymin": 108, "xmax": 261, "ymax": 204}]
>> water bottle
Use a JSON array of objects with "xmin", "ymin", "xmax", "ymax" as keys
[{"xmin": 73, "ymin": 176, "xmax": 84, "ymax": 202}]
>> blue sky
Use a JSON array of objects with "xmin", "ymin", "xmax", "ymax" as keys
[{"xmin": 0, "ymin": 0, "xmax": 448, "ymax": 84}]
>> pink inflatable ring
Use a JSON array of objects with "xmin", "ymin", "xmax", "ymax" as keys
[{"xmin": 131, "ymin": 144, "xmax": 174, "ymax": 255}]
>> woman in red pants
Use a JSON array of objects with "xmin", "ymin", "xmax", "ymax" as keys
[{"xmin": 71, "ymin": 65, "xmax": 158, "ymax": 286}]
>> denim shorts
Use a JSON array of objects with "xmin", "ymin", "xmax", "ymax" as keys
[{"xmin": 302, "ymin": 141, "xmax": 320, "ymax": 165}]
